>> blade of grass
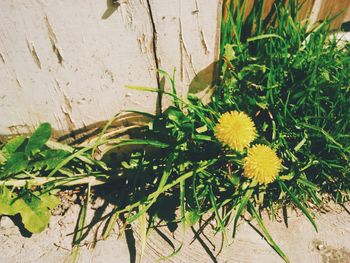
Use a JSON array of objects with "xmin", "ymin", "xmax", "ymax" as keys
[
  {"xmin": 69, "ymin": 183, "xmax": 91, "ymax": 263},
  {"xmin": 232, "ymin": 180, "xmax": 257, "ymax": 237},
  {"xmin": 209, "ymin": 186, "xmax": 227, "ymax": 241},
  {"xmin": 247, "ymin": 33, "xmax": 285, "ymax": 43},
  {"xmin": 278, "ymin": 180, "xmax": 318, "ymax": 232},
  {"xmin": 126, "ymin": 153, "xmax": 176, "ymax": 223},
  {"xmin": 247, "ymin": 202, "xmax": 290, "ymax": 263},
  {"xmin": 48, "ymin": 139, "xmax": 169, "ymax": 177},
  {"xmin": 138, "ymin": 204, "xmax": 148, "ymax": 263},
  {"xmin": 117, "ymin": 160, "xmax": 216, "ymax": 220},
  {"xmin": 102, "ymin": 207, "xmax": 119, "ymax": 240}
]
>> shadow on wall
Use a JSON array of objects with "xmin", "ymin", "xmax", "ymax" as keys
[
  {"xmin": 188, "ymin": 61, "xmax": 218, "ymax": 104},
  {"xmin": 102, "ymin": 0, "xmax": 121, "ymax": 20},
  {"xmin": 0, "ymin": 61, "xmax": 218, "ymax": 144},
  {"xmin": 56, "ymin": 61, "xmax": 217, "ymax": 145}
]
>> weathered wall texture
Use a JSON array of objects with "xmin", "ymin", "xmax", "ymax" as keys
[
  {"xmin": 0, "ymin": 0, "xmax": 221, "ymax": 136},
  {"xmin": 1, "ymin": 0, "xmax": 349, "ymax": 137}
]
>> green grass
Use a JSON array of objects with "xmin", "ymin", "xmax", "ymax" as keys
[
  {"xmin": 0, "ymin": 1, "xmax": 349, "ymax": 262},
  {"xmin": 218, "ymin": 0, "xmax": 350, "ymax": 204}
]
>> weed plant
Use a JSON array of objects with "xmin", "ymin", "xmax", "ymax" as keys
[{"xmin": 0, "ymin": 1, "xmax": 349, "ymax": 262}]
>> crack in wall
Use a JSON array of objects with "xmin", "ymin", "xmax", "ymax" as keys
[
  {"xmin": 0, "ymin": 53, "xmax": 4, "ymax": 64},
  {"xmin": 44, "ymin": 16, "xmax": 64, "ymax": 65},
  {"xmin": 145, "ymin": 0, "xmax": 162, "ymax": 112},
  {"xmin": 16, "ymin": 78, "xmax": 23, "ymax": 89},
  {"xmin": 25, "ymin": 39, "xmax": 42, "ymax": 69},
  {"xmin": 194, "ymin": 0, "xmax": 209, "ymax": 54}
]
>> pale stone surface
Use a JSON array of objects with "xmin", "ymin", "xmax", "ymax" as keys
[
  {"xmin": 0, "ymin": 203, "xmax": 349, "ymax": 263},
  {"xmin": 0, "ymin": 0, "xmax": 221, "ymax": 136}
]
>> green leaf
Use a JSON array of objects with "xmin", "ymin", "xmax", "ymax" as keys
[
  {"xmin": 0, "ymin": 152, "xmax": 28, "ymax": 179},
  {"xmin": 233, "ymin": 181, "xmax": 257, "ymax": 237},
  {"xmin": 0, "ymin": 188, "xmax": 60, "ymax": 233},
  {"xmin": 2, "ymin": 136, "xmax": 26, "ymax": 158},
  {"xmin": 102, "ymin": 208, "xmax": 119, "ymax": 239},
  {"xmin": 70, "ymin": 184, "xmax": 91, "ymax": 262},
  {"xmin": 31, "ymin": 149, "xmax": 69, "ymax": 171},
  {"xmin": 14, "ymin": 197, "xmax": 50, "ymax": 233},
  {"xmin": 248, "ymin": 202, "xmax": 290, "ymax": 263},
  {"xmin": 247, "ymin": 33, "xmax": 285, "ymax": 43},
  {"xmin": 278, "ymin": 180, "xmax": 318, "ymax": 232},
  {"xmin": 185, "ymin": 210, "xmax": 200, "ymax": 226},
  {"xmin": 0, "ymin": 186, "xmax": 17, "ymax": 215},
  {"xmin": 48, "ymin": 138, "xmax": 168, "ymax": 177},
  {"xmin": 126, "ymin": 153, "xmax": 177, "ymax": 224},
  {"xmin": 25, "ymin": 123, "xmax": 52, "ymax": 156},
  {"xmin": 18, "ymin": 192, "xmax": 60, "ymax": 233},
  {"xmin": 0, "ymin": 151, "xmax": 6, "ymax": 165},
  {"xmin": 224, "ymin": 44, "xmax": 235, "ymax": 60},
  {"xmin": 39, "ymin": 192, "xmax": 61, "ymax": 210},
  {"xmin": 138, "ymin": 205, "xmax": 148, "ymax": 263},
  {"xmin": 209, "ymin": 186, "xmax": 227, "ymax": 240}
]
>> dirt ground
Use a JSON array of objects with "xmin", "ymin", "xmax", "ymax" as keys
[{"xmin": 0, "ymin": 200, "xmax": 349, "ymax": 263}]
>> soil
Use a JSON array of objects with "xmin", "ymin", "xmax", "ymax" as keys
[{"xmin": 0, "ymin": 200, "xmax": 349, "ymax": 263}]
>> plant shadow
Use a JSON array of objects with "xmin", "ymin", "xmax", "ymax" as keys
[{"xmin": 102, "ymin": 0, "xmax": 120, "ymax": 20}]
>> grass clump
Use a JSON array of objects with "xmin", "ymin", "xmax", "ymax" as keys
[
  {"xmin": 218, "ymin": 0, "xmax": 350, "ymax": 204},
  {"xmin": 0, "ymin": 1, "xmax": 349, "ymax": 262}
]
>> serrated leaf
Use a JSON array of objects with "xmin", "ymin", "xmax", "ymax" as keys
[
  {"xmin": 25, "ymin": 123, "xmax": 52, "ymax": 156},
  {"xmin": 2, "ymin": 136, "xmax": 26, "ymax": 158},
  {"xmin": 0, "ymin": 152, "xmax": 28, "ymax": 179},
  {"xmin": 31, "ymin": 149, "xmax": 69, "ymax": 171}
]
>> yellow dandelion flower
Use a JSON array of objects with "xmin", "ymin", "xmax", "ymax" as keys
[
  {"xmin": 243, "ymin": 144, "xmax": 282, "ymax": 184},
  {"xmin": 215, "ymin": 111, "xmax": 257, "ymax": 151}
]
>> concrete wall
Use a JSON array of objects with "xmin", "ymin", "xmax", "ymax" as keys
[
  {"xmin": 0, "ymin": 0, "xmax": 221, "ymax": 136},
  {"xmin": 1, "ymin": 0, "xmax": 349, "ymax": 137}
]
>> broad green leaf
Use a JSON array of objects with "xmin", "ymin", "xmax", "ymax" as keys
[
  {"xmin": 0, "ymin": 189, "xmax": 60, "ymax": 233},
  {"xmin": 0, "ymin": 152, "xmax": 28, "ymax": 179},
  {"xmin": 39, "ymin": 192, "xmax": 61, "ymax": 210},
  {"xmin": 2, "ymin": 136, "xmax": 26, "ymax": 158},
  {"xmin": 25, "ymin": 123, "xmax": 52, "ymax": 156},
  {"xmin": 0, "ymin": 186, "xmax": 17, "ymax": 215},
  {"xmin": 14, "ymin": 197, "xmax": 51, "ymax": 233}
]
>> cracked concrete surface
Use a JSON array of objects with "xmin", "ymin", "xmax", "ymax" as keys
[{"xmin": 0, "ymin": 203, "xmax": 349, "ymax": 263}]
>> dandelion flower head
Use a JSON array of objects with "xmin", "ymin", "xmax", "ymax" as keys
[
  {"xmin": 215, "ymin": 111, "xmax": 256, "ymax": 151},
  {"xmin": 243, "ymin": 144, "xmax": 282, "ymax": 184}
]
